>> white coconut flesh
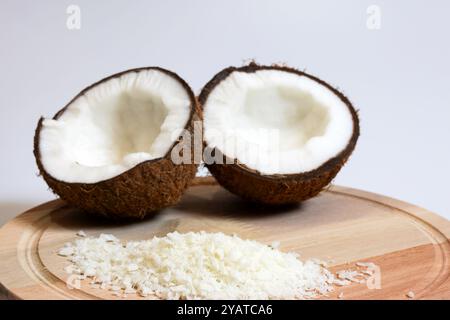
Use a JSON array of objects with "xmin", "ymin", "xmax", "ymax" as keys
[
  {"xmin": 203, "ymin": 70, "xmax": 354, "ymax": 175},
  {"xmin": 38, "ymin": 70, "xmax": 191, "ymax": 183}
]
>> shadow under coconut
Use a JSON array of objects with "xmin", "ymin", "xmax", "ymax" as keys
[
  {"xmin": 48, "ymin": 203, "xmax": 178, "ymax": 240},
  {"xmin": 174, "ymin": 187, "xmax": 302, "ymax": 219},
  {"xmin": 46, "ymin": 184, "xmax": 302, "ymax": 238}
]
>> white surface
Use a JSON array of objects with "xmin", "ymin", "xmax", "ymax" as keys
[
  {"xmin": 203, "ymin": 69, "xmax": 354, "ymax": 174},
  {"xmin": 39, "ymin": 68, "xmax": 191, "ymax": 183},
  {"xmin": 0, "ymin": 0, "xmax": 449, "ymax": 225}
]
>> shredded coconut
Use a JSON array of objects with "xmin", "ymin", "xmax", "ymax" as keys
[
  {"xmin": 76, "ymin": 230, "xmax": 87, "ymax": 237},
  {"xmin": 59, "ymin": 232, "xmax": 376, "ymax": 300},
  {"xmin": 59, "ymin": 231, "xmax": 339, "ymax": 299},
  {"xmin": 333, "ymin": 279, "xmax": 352, "ymax": 286},
  {"xmin": 270, "ymin": 241, "xmax": 280, "ymax": 249},
  {"xmin": 336, "ymin": 269, "xmax": 366, "ymax": 284},
  {"xmin": 356, "ymin": 262, "xmax": 376, "ymax": 268},
  {"xmin": 58, "ymin": 246, "xmax": 74, "ymax": 257}
]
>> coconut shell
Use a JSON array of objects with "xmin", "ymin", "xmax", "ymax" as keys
[
  {"xmin": 34, "ymin": 67, "xmax": 200, "ymax": 219},
  {"xmin": 199, "ymin": 63, "xmax": 359, "ymax": 205}
]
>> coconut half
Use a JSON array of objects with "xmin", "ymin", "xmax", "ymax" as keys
[
  {"xmin": 34, "ymin": 67, "xmax": 200, "ymax": 218},
  {"xmin": 199, "ymin": 63, "xmax": 359, "ymax": 204}
]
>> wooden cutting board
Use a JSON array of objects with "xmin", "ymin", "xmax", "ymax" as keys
[{"xmin": 1, "ymin": 177, "xmax": 449, "ymax": 300}]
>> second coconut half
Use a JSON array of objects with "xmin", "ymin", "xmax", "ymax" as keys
[{"xmin": 200, "ymin": 63, "xmax": 360, "ymax": 204}]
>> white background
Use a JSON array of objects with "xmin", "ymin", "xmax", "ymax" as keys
[{"xmin": 0, "ymin": 0, "xmax": 449, "ymax": 225}]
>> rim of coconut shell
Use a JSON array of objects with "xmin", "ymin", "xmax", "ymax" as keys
[
  {"xmin": 198, "ymin": 62, "xmax": 360, "ymax": 181},
  {"xmin": 34, "ymin": 66, "xmax": 199, "ymax": 186}
]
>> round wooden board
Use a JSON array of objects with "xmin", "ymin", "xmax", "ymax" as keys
[{"xmin": 0, "ymin": 177, "xmax": 449, "ymax": 300}]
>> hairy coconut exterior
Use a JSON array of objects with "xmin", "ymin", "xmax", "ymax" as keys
[
  {"xmin": 34, "ymin": 67, "xmax": 200, "ymax": 219},
  {"xmin": 199, "ymin": 63, "xmax": 359, "ymax": 204}
]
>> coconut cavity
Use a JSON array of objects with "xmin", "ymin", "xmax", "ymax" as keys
[
  {"xmin": 34, "ymin": 67, "xmax": 199, "ymax": 218},
  {"xmin": 203, "ymin": 68, "xmax": 354, "ymax": 175},
  {"xmin": 39, "ymin": 69, "xmax": 191, "ymax": 183},
  {"xmin": 200, "ymin": 64, "xmax": 359, "ymax": 204}
]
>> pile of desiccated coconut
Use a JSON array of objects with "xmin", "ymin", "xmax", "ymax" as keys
[{"xmin": 58, "ymin": 231, "xmax": 374, "ymax": 299}]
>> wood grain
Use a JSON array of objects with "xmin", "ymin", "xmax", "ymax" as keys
[{"xmin": 0, "ymin": 178, "xmax": 449, "ymax": 300}]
